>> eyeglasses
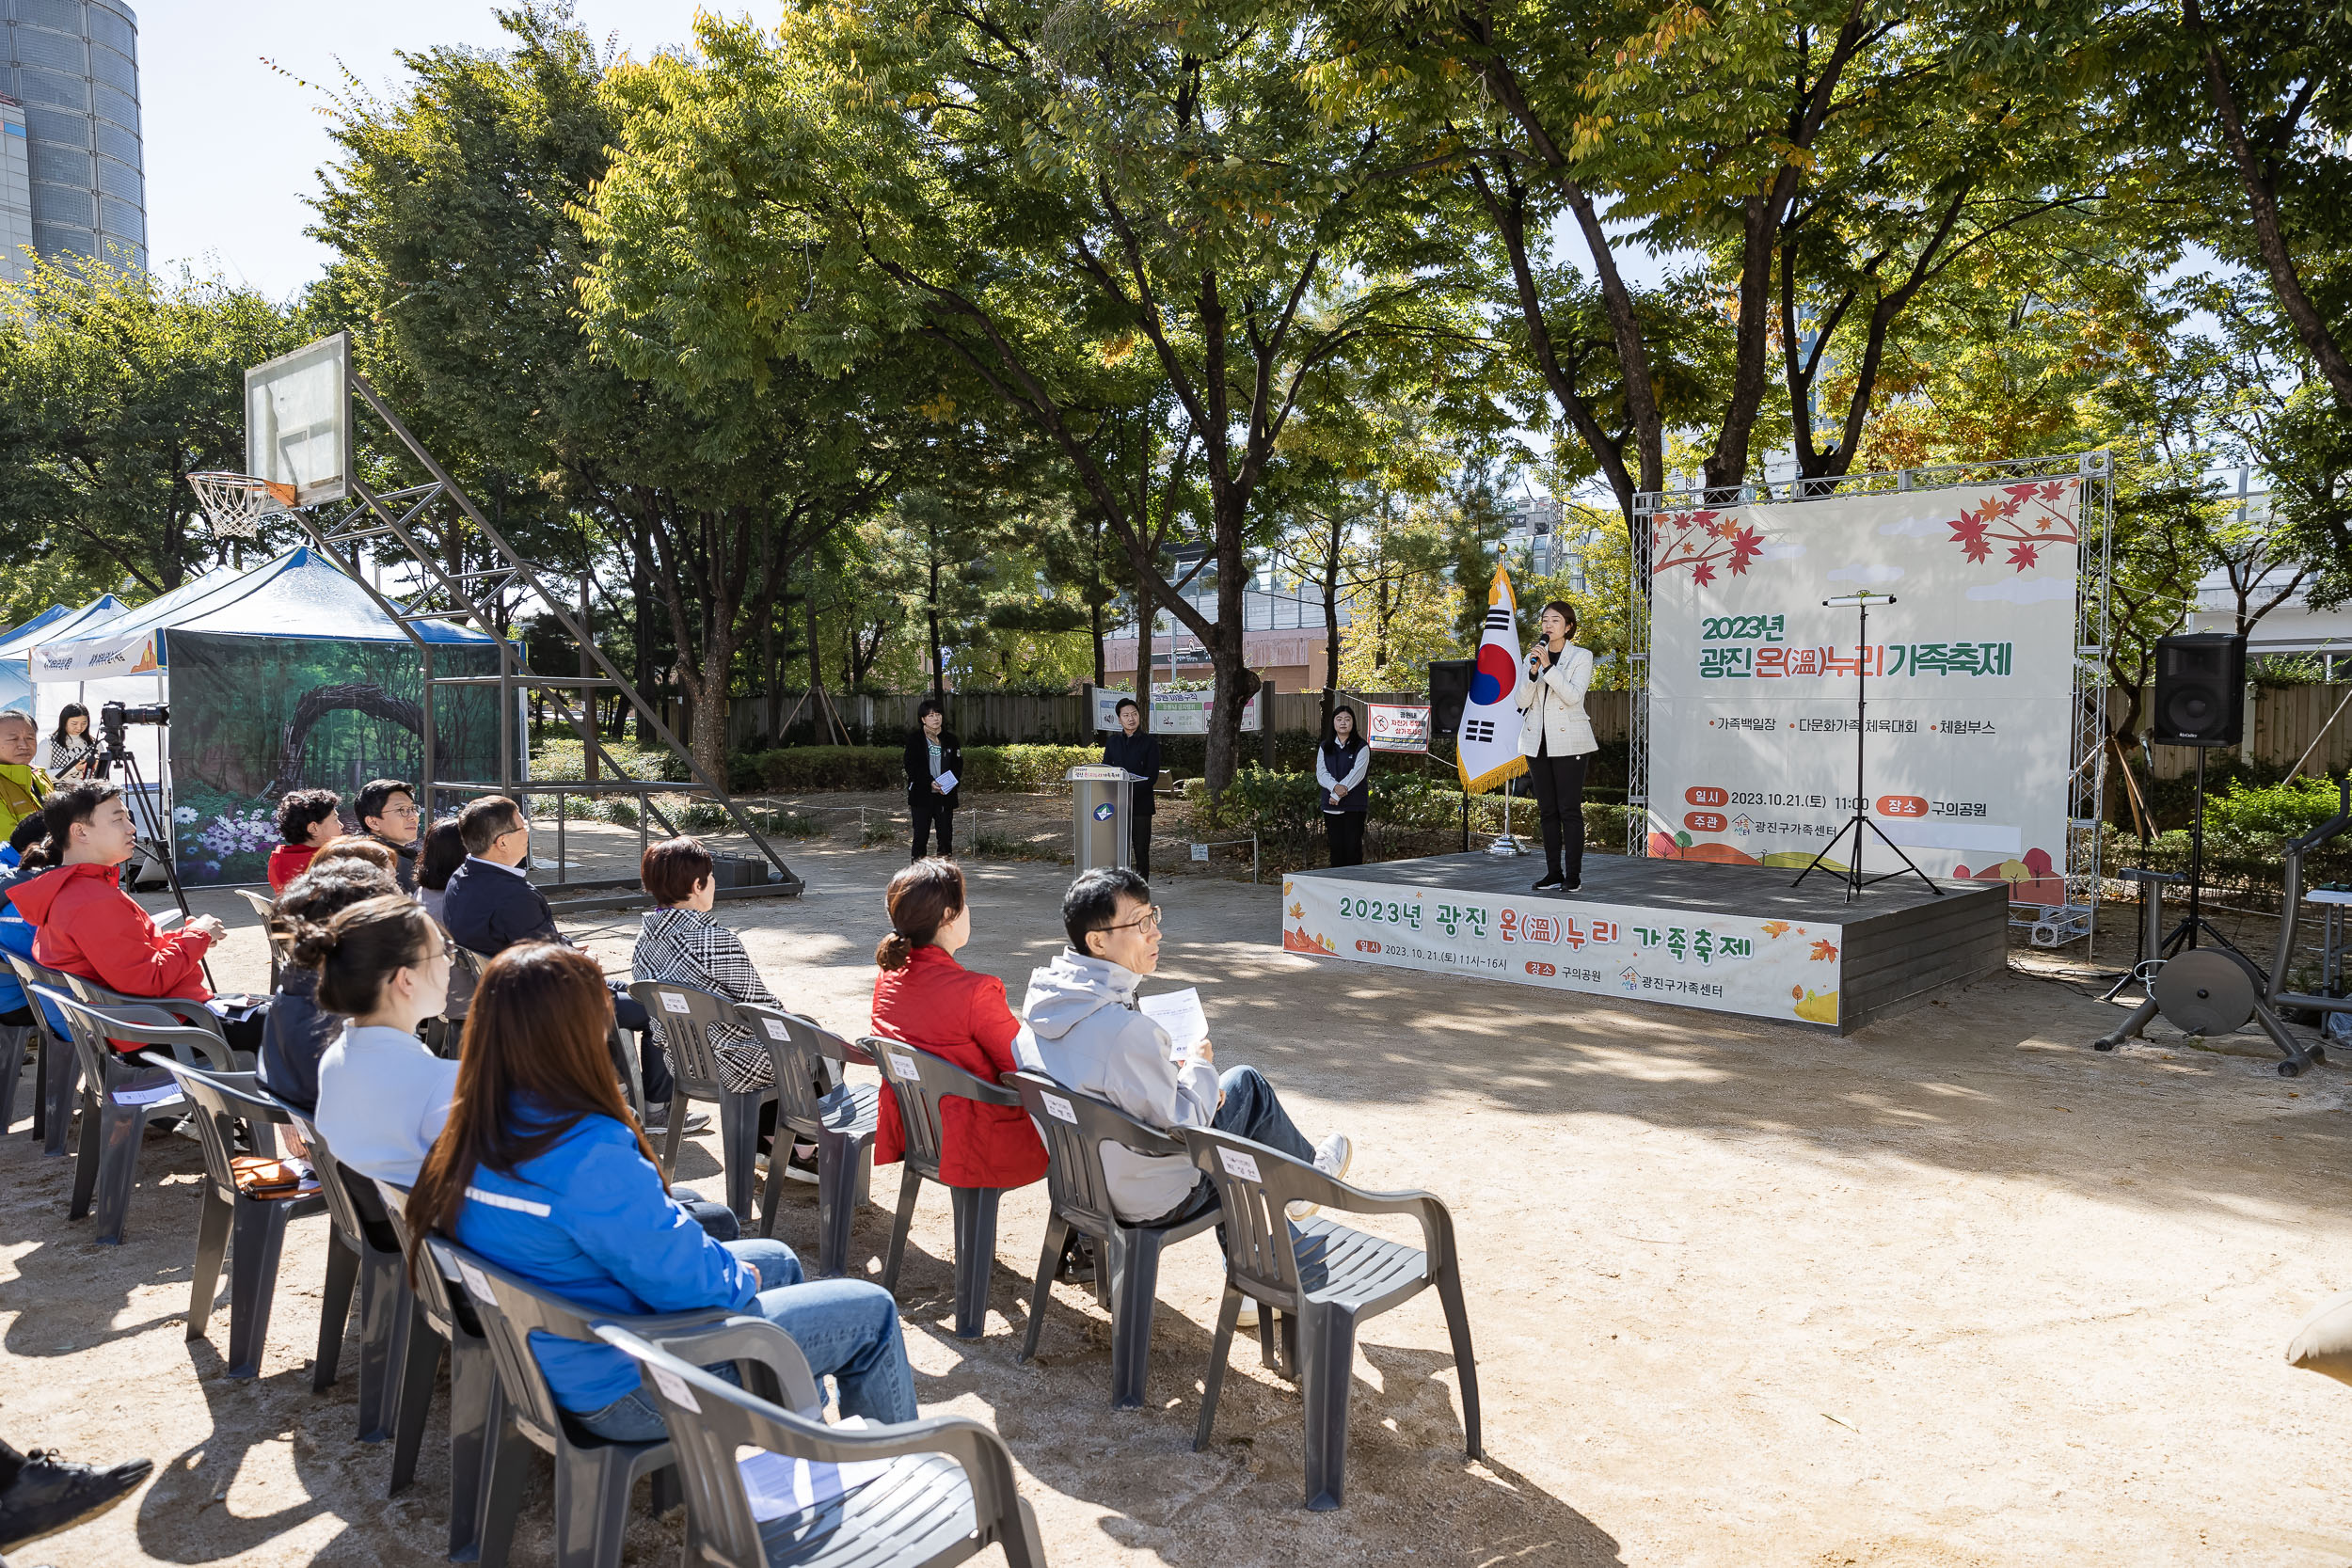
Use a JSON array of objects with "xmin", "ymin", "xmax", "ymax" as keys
[
  {"xmin": 1099, "ymin": 905, "xmax": 1163, "ymax": 936},
  {"xmin": 381, "ymin": 802, "xmax": 421, "ymax": 819}
]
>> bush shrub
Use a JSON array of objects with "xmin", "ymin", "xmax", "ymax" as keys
[
  {"xmin": 739, "ymin": 746, "xmax": 904, "ymax": 792},
  {"xmin": 961, "ymin": 745, "xmax": 1102, "ymax": 791}
]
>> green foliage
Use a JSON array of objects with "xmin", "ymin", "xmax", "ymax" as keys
[
  {"xmin": 740, "ymin": 747, "xmax": 903, "ymax": 793},
  {"xmin": 2201, "ymin": 775, "xmax": 2352, "ymax": 848}
]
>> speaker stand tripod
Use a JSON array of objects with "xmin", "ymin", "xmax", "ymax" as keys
[{"xmin": 1791, "ymin": 594, "xmax": 1943, "ymax": 902}]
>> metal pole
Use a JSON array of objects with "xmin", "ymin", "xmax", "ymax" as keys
[{"xmin": 581, "ymin": 569, "xmax": 597, "ymax": 785}]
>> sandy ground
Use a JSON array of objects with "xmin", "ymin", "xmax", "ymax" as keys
[{"xmin": 3, "ymin": 834, "xmax": 2350, "ymax": 1566}]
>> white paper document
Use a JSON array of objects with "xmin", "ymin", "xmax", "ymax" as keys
[
  {"xmin": 933, "ymin": 769, "xmax": 959, "ymax": 792},
  {"xmin": 1138, "ymin": 988, "xmax": 1208, "ymax": 1062}
]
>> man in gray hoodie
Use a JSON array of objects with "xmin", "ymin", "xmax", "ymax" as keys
[{"xmin": 1014, "ymin": 867, "xmax": 1350, "ymax": 1230}]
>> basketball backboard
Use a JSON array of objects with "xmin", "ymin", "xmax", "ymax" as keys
[{"xmin": 246, "ymin": 330, "xmax": 351, "ymax": 506}]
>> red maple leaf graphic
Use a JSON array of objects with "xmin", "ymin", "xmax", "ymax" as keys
[
  {"xmin": 1727, "ymin": 525, "xmax": 1763, "ymax": 574},
  {"xmin": 1950, "ymin": 517, "xmax": 1993, "ymax": 562},
  {"xmin": 1808, "ymin": 938, "xmax": 1839, "ymax": 961},
  {"xmin": 2004, "ymin": 483, "xmax": 2042, "ymax": 499},
  {"xmin": 2040, "ymin": 481, "xmax": 2069, "ymax": 501},
  {"xmin": 1692, "ymin": 560, "xmax": 1718, "ymax": 586},
  {"xmin": 2007, "ymin": 542, "xmax": 2040, "ymax": 570}
]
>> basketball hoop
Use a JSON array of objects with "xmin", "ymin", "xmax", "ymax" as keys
[{"xmin": 188, "ymin": 471, "xmax": 298, "ymax": 539}]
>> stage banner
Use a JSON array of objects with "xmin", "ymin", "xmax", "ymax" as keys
[
  {"xmin": 1364, "ymin": 702, "xmax": 1429, "ymax": 753},
  {"xmin": 1283, "ymin": 872, "xmax": 1845, "ymax": 1026},
  {"xmin": 1646, "ymin": 476, "xmax": 2080, "ymax": 902},
  {"xmin": 1092, "ymin": 686, "xmax": 1262, "ymax": 734}
]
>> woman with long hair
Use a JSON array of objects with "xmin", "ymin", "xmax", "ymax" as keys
[
  {"xmin": 47, "ymin": 705, "xmax": 94, "ymax": 781},
  {"xmin": 1315, "ymin": 704, "xmax": 1372, "ymax": 867},
  {"xmin": 405, "ymin": 943, "xmax": 915, "ymax": 1441},
  {"xmin": 871, "ymin": 858, "xmax": 1045, "ymax": 1190},
  {"xmin": 1514, "ymin": 598, "xmax": 1598, "ymax": 892}
]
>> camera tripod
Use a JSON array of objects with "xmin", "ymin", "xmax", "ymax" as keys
[{"xmin": 1791, "ymin": 594, "xmax": 1944, "ymax": 901}]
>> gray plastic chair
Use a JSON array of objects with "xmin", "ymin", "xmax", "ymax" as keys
[
  {"xmin": 57, "ymin": 969, "xmax": 231, "ymax": 1044},
  {"xmin": 376, "ymin": 1180, "xmax": 502, "ymax": 1559},
  {"xmin": 628, "ymin": 979, "xmax": 777, "ymax": 1222},
  {"xmin": 1008, "ymin": 1070, "xmax": 1220, "ymax": 1408},
  {"xmin": 744, "ymin": 1005, "xmax": 878, "ymax": 1276},
  {"xmin": 0, "ymin": 1020, "xmax": 30, "ymax": 1135},
  {"xmin": 865, "ymin": 1036, "xmax": 1034, "ymax": 1340},
  {"xmin": 159, "ymin": 1059, "xmax": 327, "ymax": 1380},
  {"xmin": 43, "ymin": 988, "xmax": 236, "ymax": 1245},
  {"xmin": 237, "ymin": 887, "xmax": 288, "ymax": 991},
  {"xmin": 1179, "ymin": 1124, "xmax": 1481, "ymax": 1512},
  {"xmin": 288, "ymin": 1114, "xmax": 409, "ymax": 1441},
  {"xmin": 8, "ymin": 951, "xmax": 84, "ymax": 1155},
  {"xmin": 598, "ymin": 1320, "xmax": 1048, "ymax": 1568},
  {"xmin": 431, "ymin": 1236, "xmax": 723, "ymax": 1568}
]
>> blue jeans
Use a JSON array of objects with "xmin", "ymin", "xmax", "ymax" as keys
[
  {"xmin": 1143, "ymin": 1066, "xmax": 1316, "ymax": 1228},
  {"xmin": 573, "ymin": 1239, "xmax": 916, "ymax": 1441}
]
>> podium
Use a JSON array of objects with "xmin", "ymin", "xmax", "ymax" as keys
[{"xmin": 1067, "ymin": 765, "xmax": 1137, "ymax": 872}]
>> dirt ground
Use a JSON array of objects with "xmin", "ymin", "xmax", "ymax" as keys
[{"xmin": 4, "ymin": 834, "xmax": 2349, "ymax": 1566}]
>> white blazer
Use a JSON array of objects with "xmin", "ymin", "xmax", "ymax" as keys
[{"xmin": 1513, "ymin": 641, "xmax": 1598, "ymax": 759}]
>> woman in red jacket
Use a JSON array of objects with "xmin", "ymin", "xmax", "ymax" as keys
[{"xmin": 869, "ymin": 859, "xmax": 1046, "ymax": 1192}]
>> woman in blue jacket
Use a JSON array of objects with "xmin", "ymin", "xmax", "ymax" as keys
[{"xmin": 404, "ymin": 942, "xmax": 915, "ymax": 1440}]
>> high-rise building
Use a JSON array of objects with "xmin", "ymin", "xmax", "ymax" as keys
[{"xmin": 0, "ymin": 0, "xmax": 140, "ymax": 286}]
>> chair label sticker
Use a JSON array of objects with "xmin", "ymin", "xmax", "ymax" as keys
[
  {"xmin": 455, "ymin": 1259, "xmax": 496, "ymax": 1306},
  {"xmin": 761, "ymin": 1018, "xmax": 789, "ymax": 1040},
  {"xmin": 1218, "ymin": 1148, "xmax": 1262, "ymax": 1182},
  {"xmin": 887, "ymin": 1052, "xmax": 917, "ymax": 1081},
  {"xmin": 649, "ymin": 1363, "xmax": 701, "ymax": 1414},
  {"xmin": 1041, "ymin": 1092, "xmax": 1077, "ymax": 1124},
  {"xmin": 660, "ymin": 991, "xmax": 692, "ymax": 1014}
]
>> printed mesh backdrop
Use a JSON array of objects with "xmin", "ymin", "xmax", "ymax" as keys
[
  {"xmin": 1645, "ymin": 476, "xmax": 2081, "ymax": 903},
  {"xmin": 167, "ymin": 632, "xmax": 510, "ymax": 886}
]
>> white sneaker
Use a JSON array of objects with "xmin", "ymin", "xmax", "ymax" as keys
[
  {"xmin": 1286, "ymin": 1132, "xmax": 1352, "ymax": 1222},
  {"xmin": 1234, "ymin": 1298, "xmax": 1259, "ymax": 1330}
]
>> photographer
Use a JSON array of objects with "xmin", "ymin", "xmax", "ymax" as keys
[
  {"xmin": 0, "ymin": 713, "xmax": 53, "ymax": 843},
  {"xmin": 48, "ymin": 704, "xmax": 95, "ymax": 781},
  {"xmin": 8, "ymin": 782, "xmax": 268, "ymax": 1050}
]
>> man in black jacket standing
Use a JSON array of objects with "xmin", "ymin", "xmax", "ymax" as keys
[{"xmin": 1101, "ymin": 696, "xmax": 1162, "ymax": 877}]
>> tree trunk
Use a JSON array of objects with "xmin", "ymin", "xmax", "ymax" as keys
[{"xmin": 1132, "ymin": 559, "xmax": 1153, "ymax": 739}]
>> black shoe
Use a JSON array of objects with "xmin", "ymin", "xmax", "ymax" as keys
[
  {"xmin": 1532, "ymin": 875, "xmax": 1565, "ymax": 892},
  {"xmin": 1562, "ymin": 879, "xmax": 1581, "ymax": 893},
  {"xmin": 0, "ymin": 1449, "xmax": 152, "ymax": 1550}
]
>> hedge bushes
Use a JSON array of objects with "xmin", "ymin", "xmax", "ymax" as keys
[
  {"xmin": 733, "ymin": 743, "xmax": 1104, "ymax": 794},
  {"xmin": 1183, "ymin": 764, "xmax": 1632, "ymax": 869}
]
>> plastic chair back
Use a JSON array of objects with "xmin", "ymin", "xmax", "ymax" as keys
[
  {"xmin": 56, "ymin": 969, "xmax": 228, "ymax": 1044},
  {"xmin": 7, "ymin": 950, "xmax": 70, "ymax": 1038},
  {"xmin": 627, "ymin": 978, "xmax": 738, "ymax": 1100},
  {"xmin": 741, "ymin": 1005, "xmax": 852, "ymax": 1138},
  {"xmin": 598, "ymin": 1322, "xmax": 1046, "ymax": 1568},
  {"xmin": 1008, "ymin": 1070, "xmax": 1182, "ymax": 1237},
  {"xmin": 862, "ymin": 1035, "xmax": 1019, "ymax": 1185},
  {"xmin": 1178, "ymin": 1124, "xmax": 1316, "ymax": 1313},
  {"xmin": 45, "ymin": 987, "xmax": 234, "ymax": 1084}
]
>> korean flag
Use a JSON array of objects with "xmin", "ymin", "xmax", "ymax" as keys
[{"xmin": 1455, "ymin": 565, "xmax": 1530, "ymax": 794}]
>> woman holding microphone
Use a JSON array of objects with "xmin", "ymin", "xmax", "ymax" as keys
[{"xmin": 1516, "ymin": 599, "xmax": 1597, "ymax": 892}]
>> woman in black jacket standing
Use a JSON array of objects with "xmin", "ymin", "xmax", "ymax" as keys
[
  {"xmin": 1316, "ymin": 704, "xmax": 1372, "ymax": 867},
  {"xmin": 902, "ymin": 698, "xmax": 963, "ymax": 860},
  {"xmin": 1100, "ymin": 696, "xmax": 1162, "ymax": 876}
]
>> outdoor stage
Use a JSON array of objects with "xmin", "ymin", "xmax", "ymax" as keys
[{"xmin": 1281, "ymin": 851, "xmax": 2010, "ymax": 1035}]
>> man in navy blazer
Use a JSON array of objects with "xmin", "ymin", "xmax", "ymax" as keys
[{"xmin": 442, "ymin": 797, "xmax": 701, "ymax": 1133}]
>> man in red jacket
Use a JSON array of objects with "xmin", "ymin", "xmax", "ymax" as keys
[{"xmin": 8, "ymin": 782, "xmax": 264, "ymax": 1050}]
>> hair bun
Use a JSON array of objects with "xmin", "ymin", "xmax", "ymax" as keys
[
  {"xmin": 874, "ymin": 929, "xmax": 914, "ymax": 971},
  {"xmin": 286, "ymin": 918, "xmax": 342, "ymax": 971}
]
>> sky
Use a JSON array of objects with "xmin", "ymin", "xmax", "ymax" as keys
[{"xmin": 138, "ymin": 0, "xmax": 715, "ymax": 301}]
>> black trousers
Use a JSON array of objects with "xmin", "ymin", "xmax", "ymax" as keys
[
  {"xmin": 610, "ymin": 986, "xmax": 673, "ymax": 1107},
  {"xmin": 909, "ymin": 792, "xmax": 954, "ymax": 859},
  {"xmin": 1528, "ymin": 752, "xmax": 1589, "ymax": 882},
  {"xmin": 1129, "ymin": 808, "xmax": 1153, "ymax": 878},
  {"xmin": 1325, "ymin": 810, "xmax": 1366, "ymax": 867}
]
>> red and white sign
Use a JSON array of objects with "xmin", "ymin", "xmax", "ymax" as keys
[{"xmin": 1365, "ymin": 702, "xmax": 1430, "ymax": 753}]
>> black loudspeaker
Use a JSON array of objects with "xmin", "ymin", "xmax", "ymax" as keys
[
  {"xmin": 2153, "ymin": 632, "xmax": 2248, "ymax": 747},
  {"xmin": 1428, "ymin": 658, "xmax": 1474, "ymax": 740}
]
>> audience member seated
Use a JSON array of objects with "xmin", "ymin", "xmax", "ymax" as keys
[
  {"xmin": 355, "ymin": 777, "xmax": 421, "ymax": 892},
  {"xmin": 1014, "ymin": 867, "xmax": 1351, "ymax": 1232},
  {"xmin": 632, "ymin": 835, "xmax": 810, "ymax": 1174},
  {"xmin": 0, "ymin": 816, "xmax": 51, "ymax": 1033},
  {"xmin": 0, "ymin": 713, "xmax": 54, "ymax": 844},
  {"xmin": 8, "ymin": 783, "xmax": 267, "ymax": 1050},
  {"xmin": 444, "ymin": 797, "xmax": 696, "ymax": 1133},
  {"xmin": 257, "ymin": 863, "xmax": 403, "ymax": 1117},
  {"xmin": 405, "ymin": 943, "xmax": 914, "ymax": 1437},
  {"xmin": 303, "ymin": 894, "xmax": 457, "ymax": 1182},
  {"xmin": 268, "ymin": 789, "xmax": 344, "ymax": 893},
  {"xmin": 872, "ymin": 858, "xmax": 1046, "ymax": 1195},
  {"xmin": 416, "ymin": 816, "xmax": 465, "ymax": 925},
  {"xmin": 312, "ymin": 835, "xmax": 397, "ymax": 877}
]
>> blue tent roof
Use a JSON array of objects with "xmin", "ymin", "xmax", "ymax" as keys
[
  {"xmin": 0, "ymin": 656, "xmax": 29, "ymax": 714},
  {"xmin": 0, "ymin": 594, "xmax": 126, "ymax": 658},
  {"xmin": 35, "ymin": 548, "xmax": 499, "ymax": 669}
]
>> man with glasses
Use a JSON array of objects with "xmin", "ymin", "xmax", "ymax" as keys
[
  {"xmin": 1014, "ymin": 867, "xmax": 1352, "ymax": 1241},
  {"xmin": 355, "ymin": 778, "xmax": 422, "ymax": 893}
]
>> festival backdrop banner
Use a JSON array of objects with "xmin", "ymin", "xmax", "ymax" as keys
[
  {"xmin": 1645, "ymin": 476, "xmax": 2081, "ymax": 902},
  {"xmin": 166, "ymin": 631, "xmax": 509, "ymax": 885},
  {"xmin": 1456, "ymin": 567, "xmax": 1530, "ymax": 793}
]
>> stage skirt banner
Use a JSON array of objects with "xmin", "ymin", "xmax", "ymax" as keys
[
  {"xmin": 1646, "ymin": 475, "xmax": 2082, "ymax": 904},
  {"xmin": 1365, "ymin": 702, "xmax": 1430, "ymax": 753},
  {"xmin": 1283, "ymin": 872, "xmax": 1844, "ymax": 1026}
]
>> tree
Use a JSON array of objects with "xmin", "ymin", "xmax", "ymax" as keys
[
  {"xmin": 577, "ymin": 2, "xmax": 1472, "ymax": 790},
  {"xmin": 0, "ymin": 256, "xmax": 303, "ymax": 599}
]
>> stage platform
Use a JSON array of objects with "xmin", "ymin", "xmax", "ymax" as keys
[{"xmin": 1280, "ymin": 851, "xmax": 2010, "ymax": 1035}]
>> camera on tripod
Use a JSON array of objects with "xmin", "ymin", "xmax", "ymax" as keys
[{"xmin": 98, "ymin": 700, "xmax": 167, "ymax": 752}]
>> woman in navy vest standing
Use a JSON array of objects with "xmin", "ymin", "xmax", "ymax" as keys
[{"xmin": 1316, "ymin": 704, "xmax": 1372, "ymax": 867}]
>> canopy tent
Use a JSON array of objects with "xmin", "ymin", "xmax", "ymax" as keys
[
  {"xmin": 26, "ymin": 548, "xmax": 511, "ymax": 884},
  {"xmin": 0, "ymin": 593, "xmax": 127, "ymax": 662}
]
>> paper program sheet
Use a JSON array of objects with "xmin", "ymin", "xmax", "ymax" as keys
[{"xmin": 1138, "ymin": 987, "xmax": 1208, "ymax": 1063}]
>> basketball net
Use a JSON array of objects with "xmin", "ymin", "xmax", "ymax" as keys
[{"xmin": 187, "ymin": 471, "xmax": 299, "ymax": 540}]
